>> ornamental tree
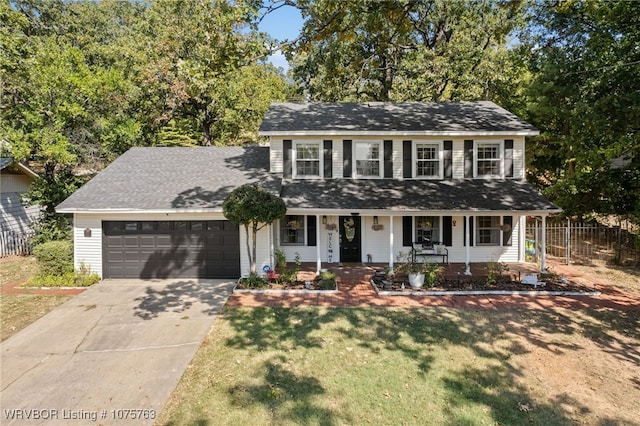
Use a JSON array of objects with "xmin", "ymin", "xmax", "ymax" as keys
[{"xmin": 222, "ymin": 184, "xmax": 286, "ymax": 274}]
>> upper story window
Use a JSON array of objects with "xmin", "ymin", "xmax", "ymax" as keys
[
  {"xmin": 476, "ymin": 142, "xmax": 502, "ymax": 177},
  {"xmin": 280, "ymin": 215, "xmax": 305, "ymax": 245},
  {"xmin": 294, "ymin": 142, "xmax": 321, "ymax": 178},
  {"xmin": 354, "ymin": 142, "xmax": 381, "ymax": 178},
  {"xmin": 415, "ymin": 142, "xmax": 441, "ymax": 178}
]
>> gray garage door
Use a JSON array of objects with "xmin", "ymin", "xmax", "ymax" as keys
[{"xmin": 103, "ymin": 220, "xmax": 240, "ymax": 279}]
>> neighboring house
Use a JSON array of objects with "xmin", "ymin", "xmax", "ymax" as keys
[
  {"xmin": 0, "ymin": 158, "xmax": 40, "ymax": 256},
  {"xmin": 56, "ymin": 102, "xmax": 559, "ymax": 279}
]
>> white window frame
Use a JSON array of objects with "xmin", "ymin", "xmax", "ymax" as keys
[
  {"xmin": 476, "ymin": 216, "xmax": 501, "ymax": 246},
  {"xmin": 280, "ymin": 215, "xmax": 306, "ymax": 246},
  {"xmin": 353, "ymin": 141, "xmax": 383, "ymax": 178},
  {"xmin": 413, "ymin": 141, "xmax": 443, "ymax": 179},
  {"xmin": 474, "ymin": 141, "xmax": 504, "ymax": 178},
  {"xmin": 292, "ymin": 141, "xmax": 323, "ymax": 179}
]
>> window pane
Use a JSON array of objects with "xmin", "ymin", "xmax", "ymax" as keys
[
  {"xmin": 296, "ymin": 144, "xmax": 319, "ymax": 159},
  {"xmin": 124, "ymin": 222, "xmax": 138, "ymax": 232},
  {"xmin": 355, "ymin": 142, "xmax": 381, "ymax": 177},
  {"xmin": 356, "ymin": 160, "xmax": 379, "ymax": 176},
  {"xmin": 416, "ymin": 144, "xmax": 439, "ymax": 177},
  {"xmin": 477, "ymin": 216, "xmax": 500, "ymax": 245},
  {"xmin": 158, "ymin": 221, "xmax": 173, "ymax": 231},
  {"xmin": 141, "ymin": 222, "xmax": 155, "ymax": 232},
  {"xmin": 280, "ymin": 215, "xmax": 305, "ymax": 245},
  {"xmin": 415, "ymin": 216, "xmax": 440, "ymax": 244},
  {"xmin": 295, "ymin": 143, "xmax": 320, "ymax": 176},
  {"xmin": 477, "ymin": 143, "xmax": 501, "ymax": 176}
]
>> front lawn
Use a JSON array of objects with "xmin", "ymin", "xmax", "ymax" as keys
[
  {"xmin": 0, "ymin": 256, "xmax": 73, "ymax": 341},
  {"xmin": 157, "ymin": 307, "xmax": 639, "ymax": 425}
]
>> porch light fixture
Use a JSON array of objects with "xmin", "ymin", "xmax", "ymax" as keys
[
  {"xmin": 322, "ymin": 215, "xmax": 327, "ymax": 225},
  {"xmin": 452, "ymin": 219, "xmax": 457, "ymax": 227},
  {"xmin": 373, "ymin": 216, "xmax": 379, "ymax": 225},
  {"xmin": 84, "ymin": 228, "xmax": 92, "ymax": 238}
]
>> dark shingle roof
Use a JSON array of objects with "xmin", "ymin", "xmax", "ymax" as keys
[
  {"xmin": 280, "ymin": 179, "xmax": 559, "ymax": 212},
  {"xmin": 56, "ymin": 146, "xmax": 278, "ymax": 212},
  {"xmin": 259, "ymin": 102, "xmax": 539, "ymax": 136}
]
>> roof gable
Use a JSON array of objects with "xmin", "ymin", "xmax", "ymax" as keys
[{"xmin": 259, "ymin": 101, "xmax": 539, "ymax": 136}]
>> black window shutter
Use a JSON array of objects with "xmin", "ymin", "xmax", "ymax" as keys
[
  {"xmin": 384, "ymin": 140, "xmax": 393, "ymax": 178},
  {"xmin": 402, "ymin": 216, "xmax": 413, "ymax": 247},
  {"xmin": 504, "ymin": 139, "xmax": 514, "ymax": 178},
  {"xmin": 502, "ymin": 216, "xmax": 513, "ymax": 246},
  {"xmin": 323, "ymin": 140, "xmax": 332, "ymax": 178},
  {"xmin": 443, "ymin": 216, "xmax": 453, "ymax": 246},
  {"xmin": 443, "ymin": 140, "xmax": 453, "ymax": 179},
  {"xmin": 464, "ymin": 140, "xmax": 474, "ymax": 178},
  {"xmin": 463, "ymin": 216, "xmax": 474, "ymax": 246},
  {"xmin": 343, "ymin": 140, "xmax": 352, "ymax": 177},
  {"xmin": 403, "ymin": 140, "xmax": 412, "ymax": 178},
  {"xmin": 307, "ymin": 215, "xmax": 317, "ymax": 246},
  {"xmin": 283, "ymin": 140, "xmax": 292, "ymax": 178}
]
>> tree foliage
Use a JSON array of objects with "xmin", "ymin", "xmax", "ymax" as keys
[
  {"xmin": 287, "ymin": 0, "xmax": 526, "ymax": 102},
  {"xmin": 520, "ymin": 0, "xmax": 640, "ymax": 220},
  {"xmin": 223, "ymin": 184, "xmax": 287, "ymax": 274}
]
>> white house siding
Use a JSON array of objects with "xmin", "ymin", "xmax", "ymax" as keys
[
  {"xmin": 393, "ymin": 140, "xmax": 403, "ymax": 179},
  {"xmin": 270, "ymin": 139, "xmax": 283, "ymax": 173},
  {"xmin": 73, "ymin": 214, "xmax": 103, "ymax": 277},
  {"xmin": 452, "ymin": 139, "xmax": 465, "ymax": 179},
  {"xmin": 72, "ymin": 212, "xmax": 259, "ymax": 278},
  {"xmin": 239, "ymin": 224, "xmax": 271, "ymax": 277}
]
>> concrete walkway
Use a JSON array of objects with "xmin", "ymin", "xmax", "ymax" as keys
[{"xmin": 1, "ymin": 278, "xmax": 234, "ymax": 425}]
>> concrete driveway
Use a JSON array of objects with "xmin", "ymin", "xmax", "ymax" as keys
[{"xmin": 1, "ymin": 278, "xmax": 235, "ymax": 425}]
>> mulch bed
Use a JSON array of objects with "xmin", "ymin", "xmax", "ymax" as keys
[{"xmin": 371, "ymin": 271, "xmax": 595, "ymax": 293}]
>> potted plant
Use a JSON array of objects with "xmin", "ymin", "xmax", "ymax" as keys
[{"xmin": 395, "ymin": 252, "xmax": 442, "ymax": 288}]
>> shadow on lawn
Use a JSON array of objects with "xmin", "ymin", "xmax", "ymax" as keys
[
  {"xmin": 228, "ymin": 358, "xmax": 333, "ymax": 425},
  {"xmin": 223, "ymin": 306, "xmax": 639, "ymax": 425}
]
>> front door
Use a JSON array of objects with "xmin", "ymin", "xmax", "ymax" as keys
[{"xmin": 339, "ymin": 216, "xmax": 361, "ymax": 262}]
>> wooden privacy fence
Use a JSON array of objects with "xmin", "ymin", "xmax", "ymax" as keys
[
  {"xmin": 0, "ymin": 230, "xmax": 35, "ymax": 257},
  {"xmin": 526, "ymin": 219, "xmax": 639, "ymax": 265}
]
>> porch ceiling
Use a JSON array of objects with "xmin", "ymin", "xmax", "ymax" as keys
[{"xmin": 280, "ymin": 178, "xmax": 559, "ymax": 213}]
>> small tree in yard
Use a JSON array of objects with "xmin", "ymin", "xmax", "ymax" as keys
[{"xmin": 223, "ymin": 184, "xmax": 286, "ymax": 275}]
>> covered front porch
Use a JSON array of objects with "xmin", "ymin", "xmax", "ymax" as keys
[{"xmin": 272, "ymin": 212, "xmax": 554, "ymax": 276}]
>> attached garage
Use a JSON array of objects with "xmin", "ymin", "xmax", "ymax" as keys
[{"xmin": 103, "ymin": 220, "xmax": 240, "ymax": 279}]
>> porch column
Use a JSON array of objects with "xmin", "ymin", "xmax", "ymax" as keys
[
  {"xmin": 541, "ymin": 215, "xmax": 547, "ymax": 273},
  {"xmin": 389, "ymin": 215, "xmax": 394, "ymax": 271},
  {"xmin": 316, "ymin": 214, "xmax": 322, "ymax": 274},
  {"xmin": 465, "ymin": 215, "xmax": 471, "ymax": 275}
]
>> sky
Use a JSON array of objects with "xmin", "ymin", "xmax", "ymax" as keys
[{"xmin": 258, "ymin": 5, "xmax": 305, "ymax": 72}]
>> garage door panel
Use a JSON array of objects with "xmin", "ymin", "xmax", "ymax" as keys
[{"xmin": 103, "ymin": 220, "xmax": 240, "ymax": 279}]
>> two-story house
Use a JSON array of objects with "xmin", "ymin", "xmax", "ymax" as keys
[{"xmin": 57, "ymin": 101, "xmax": 559, "ymax": 279}]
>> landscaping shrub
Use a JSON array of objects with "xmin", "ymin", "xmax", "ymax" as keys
[
  {"xmin": 32, "ymin": 240, "xmax": 73, "ymax": 276},
  {"xmin": 317, "ymin": 270, "xmax": 337, "ymax": 290}
]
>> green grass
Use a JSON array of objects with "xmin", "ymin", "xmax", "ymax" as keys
[
  {"xmin": 158, "ymin": 307, "xmax": 640, "ymax": 425},
  {"xmin": 0, "ymin": 293, "xmax": 72, "ymax": 342}
]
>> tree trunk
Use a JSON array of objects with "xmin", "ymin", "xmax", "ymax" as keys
[
  {"xmin": 244, "ymin": 223, "xmax": 253, "ymax": 274},
  {"xmin": 251, "ymin": 222, "xmax": 258, "ymax": 274}
]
